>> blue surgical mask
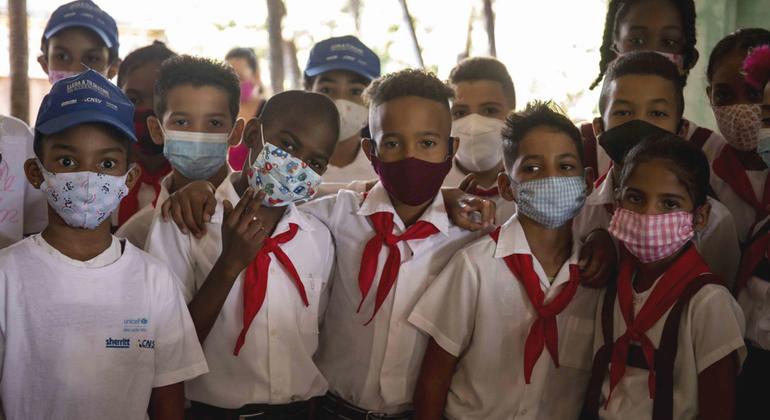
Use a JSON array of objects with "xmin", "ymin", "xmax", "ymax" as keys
[
  {"xmin": 514, "ymin": 176, "xmax": 587, "ymax": 228},
  {"xmin": 247, "ymin": 141, "xmax": 322, "ymax": 207},
  {"xmin": 758, "ymin": 128, "xmax": 770, "ymax": 168},
  {"xmin": 162, "ymin": 129, "xmax": 230, "ymax": 180}
]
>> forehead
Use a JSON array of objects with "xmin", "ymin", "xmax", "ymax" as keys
[
  {"xmin": 452, "ymin": 80, "xmax": 509, "ymax": 106},
  {"xmin": 227, "ymin": 57, "xmax": 253, "ymax": 74},
  {"xmin": 711, "ymin": 49, "xmax": 747, "ymax": 83},
  {"xmin": 315, "ymin": 69, "xmax": 368, "ymax": 85},
  {"xmin": 165, "ymin": 85, "xmax": 233, "ymax": 118},
  {"xmin": 44, "ymin": 124, "xmax": 128, "ymax": 153},
  {"xmin": 371, "ymin": 96, "xmax": 451, "ymax": 135},
  {"xmin": 518, "ymin": 126, "xmax": 580, "ymax": 159},
  {"xmin": 619, "ymin": 0, "xmax": 682, "ymax": 31},
  {"xmin": 264, "ymin": 113, "xmax": 337, "ymax": 155},
  {"xmin": 625, "ymin": 159, "xmax": 690, "ymax": 197},
  {"xmin": 48, "ymin": 27, "xmax": 107, "ymax": 51},
  {"xmin": 609, "ymin": 74, "xmax": 678, "ymax": 103}
]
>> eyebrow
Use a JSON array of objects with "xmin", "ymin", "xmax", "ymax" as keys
[
  {"xmin": 318, "ymin": 76, "xmax": 338, "ymax": 84},
  {"xmin": 479, "ymin": 101, "xmax": 504, "ymax": 107},
  {"xmin": 50, "ymin": 144, "xmax": 78, "ymax": 152},
  {"xmin": 557, "ymin": 152, "xmax": 579, "ymax": 160},
  {"xmin": 416, "ymin": 130, "xmax": 441, "ymax": 137},
  {"xmin": 659, "ymin": 192, "xmax": 687, "ymax": 200}
]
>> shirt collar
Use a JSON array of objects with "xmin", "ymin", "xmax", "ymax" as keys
[
  {"xmin": 586, "ymin": 167, "xmax": 617, "ymax": 206},
  {"xmin": 356, "ymin": 181, "xmax": 450, "ymax": 236}
]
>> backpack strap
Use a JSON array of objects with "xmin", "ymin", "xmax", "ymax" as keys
[
  {"xmin": 582, "ymin": 122, "xmax": 599, "ymax": 177},
  {"xmin": 580, "ymin": 278, "xmax": 618, "ymax": 420}
]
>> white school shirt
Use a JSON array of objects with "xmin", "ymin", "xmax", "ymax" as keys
[
  {"xmin": 594, "ymin": 277, "xmax": 746, "ymax": 420},
  {"xmin": 572, "ymin": 170, "xmax": 741, "ymax": 288},
  {"xmin": 0, "ymin": 235, "xmax": 208, "ymax": 420},
  {"xmin": 0, "ymin": 115, "xmax": 47, "ymax": 249},
  {"xmin": 409, "ymin": 215, "xmax": 600, "ymax": 420},
  {"xmin": 145, "ymin": 172, "xmax": 335, "ymax": 408},
  {"xmin": 303, "ymin": 182, "xmax": 483, "ymax": 413},
  {"xmin": 116, "ymin": 174, "xmax": 173, "ymax": 249},
  {"xmin": 737, "ymin": 215, "xmax": 770, "ymax": 350}
]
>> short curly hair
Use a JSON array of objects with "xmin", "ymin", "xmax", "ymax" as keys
[
  {"xmin": 449, "ymin": 56, "xmax": 516, "ymax": 108},
  {"xmin": 153, "ymin": 55, "xmax": 240, "ymax": 123},
  {"xmin": 363, "ymin": 68, "xmax": 455, "ymax": 109}
]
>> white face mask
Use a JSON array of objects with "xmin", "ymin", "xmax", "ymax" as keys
[
  {"xmin": 451, "ymin": 114, "xmax": 506, "ymax": 172},
  {"xmin": 335, "ymin": 99, "xmax": 369, "ymax": 142}
]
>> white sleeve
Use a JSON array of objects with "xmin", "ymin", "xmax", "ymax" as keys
[
  {"xmin": 690, "ymin": 285, "xmax": 747, "ymax": 373},
  {"xmin": 151, "ymin": 267, "xmax": 208, "ymax": 387},
  {"xmin": 408, "ymin": 250, "xmax": 479, "ymax": 357},
  {"xmin": 145, "ymin": 216, "xmax": 197, "ymax": 303},
  {"xmin": 317, "ymin": 231, "xmax": 336, "ymax": 325},
  {"xmin": 300, "ymin": 193, "xmax": 339, "ymax": 229},
  {"xmin": 694, "ymin": 198, "xmax": 740, "ymax": 288}
]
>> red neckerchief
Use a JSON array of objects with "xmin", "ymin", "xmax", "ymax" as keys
[
  {"xmin": 357, "ymin": 211, "xmax": 439, "ymax": 325},
  {"xmin": 470, "ymin": 185, "xmax": 500, "ymax": 197},
  {"xmin": 713, "ymin": 145, "xmax": 770, "ymax": 222},
  {"xmin": 489, "ymin": 227, "xmax": 581, "ymax": 384},
  {"xmin": 607, "ymin": 244, "xmax": 711, "ymax": 404},
  {"xmin": 233, "ymin": 223, "xmax": 308, "ymax": 355},
  {"xmin": 117, "ymin": 161, "xmax": 172, "ymax": 225}
]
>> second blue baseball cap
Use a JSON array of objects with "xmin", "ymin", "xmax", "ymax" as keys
[
  {"xmin": 305, "ymin": 35, "xmax": 381, "ymax": 81},
  {"xmin": 43, "ymin": 0, "xmax": 119, "ymax": 53},
  {"xmin": 35, "ymin": 69, "xmax": 136, "ymax": 142}
]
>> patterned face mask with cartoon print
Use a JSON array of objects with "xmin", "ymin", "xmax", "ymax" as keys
[
  {"xmin": 246, "ymin": 142, "xmax": 322, "ymax": 207},
  {"xmin": 38, "ymin": 160, "xmax": 131, "ymax": 229}
]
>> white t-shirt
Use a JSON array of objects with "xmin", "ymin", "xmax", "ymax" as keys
[
  {"xmin": 409, "ymin": 215, "xmax": 600, "ymax": 420},
  {"xmin": 0, "ymin": 235, "xmax": 208, "ymax": 420},
  {"xmin": 0, "ymin": 115, "xmax": 47, "ymax": 249},
  {"xmin": 145, "ymin": 173, "xmax": 335, "ymax": 408},
  {"xmin": 594, "ymin": 279, "xmax": 746, "ymax": 420}
]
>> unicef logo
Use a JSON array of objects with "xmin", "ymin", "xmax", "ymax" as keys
[{"xmin": 141, "ymin": 318, "xmax": 148, "ymax": 325}]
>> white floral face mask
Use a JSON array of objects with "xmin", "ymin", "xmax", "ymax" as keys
[
  {"xmin": 38, "ymin": 160, "xmax": 131, "ymax": 229},
  {"xmin": 712, "ymin": 104, "xmax": 763, "ymax": 151}
]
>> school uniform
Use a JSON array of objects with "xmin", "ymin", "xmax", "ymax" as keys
[
  {"xmin": 302, "ymin": 182, "xmax": 482, "ymax": 416},
  {"xmin": 409, "ymin": 215, "xmax": 600, "ymax": 420},
  {"xmin": 0, "ymin": 115, "xmax": 47, "ymax": 249},
  {"xmin": 0, "ymin": 234, "xmax": 208, "ymax": 420},
  {"xmin": 443, "ymin": 164, "xmax": 517, "ymax": 224},
  {"xmin": 146, "ymin": 172, "xmax": 334, "ymax": 414},
  {"xmin": 116, "ymin": 173, "xmax": 172, "ymax": 249},
  {"xmin": 113, "ymin": 161, "xmax": 172, "ymax": 227},
  {"xmin": 573, "ymin": 170, "xmax": 741, "ymax": 288},
  {"xmin": 583, "ymin": 245, "xmax": 746, "ymax": 420}
]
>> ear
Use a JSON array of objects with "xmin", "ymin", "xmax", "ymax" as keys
[
  {"xmin": 24, "ymin": 158, "xmax": 44, "ymax": 189},
  {"xmin": 124, "ymin": 164, "xmax": 142, "ymax": 190},
  {"xmin": 687, "ymin": 49, "xmax": 700, "ymax": 70},
  {"xmin": 38, "ymin": 55, "xmax": 49, "ymax": 75},
  {"xmin": 692, "ymin": 201, "xmax": 711, "ymax": 232},
  {"xmin": 677, "ymin": 119, "xmax": 690, "ymax": 137},
  {"xmin": 228, "ymin": 118, "xmax": 246, "ymax": 147},
  {"xmin": 107, "ymin": 58, "xmax": 121, "ymax": 80},
  {"xmin": 584, "ymin": 166, "xmax": 595, "ymax": 196},
  {"xmin": 706, "ymin": 85, "xmax": 712, "ymax": 104},
  {"xmin": 362, "ymin": 138, "xmax": 375, "ymax": 162},
  {"xmin": 147, "ymin": 115, "xmax": 165, "ymax": 145},
  {"xmin": 592, "ymin": 116, "xmax": 605, "ymax": 138},
  {"xmin": 497, "ymin": 171, "xmax": 515, "ymax": 202},
  {"xmin": 242, "ymin": 117, "xmax": 264, "ymax": 156},
  {"xmin": 449, "ymin": 136, "xmax": 460, "ymax": 158}
]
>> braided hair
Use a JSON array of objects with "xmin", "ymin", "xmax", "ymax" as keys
[{"xmin": 590, "ymin": 0, "xmax": 697, "ymax": 90}]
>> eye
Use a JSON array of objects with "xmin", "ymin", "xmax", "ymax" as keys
[
  {"xmin": 523, "ymin": 165, "xmax": 541, "ymax": 173},
  {"xmin": 172, "ymin": 119, "xmax": 188, "ymax": 127},
  {"xmin": 611, "ymin": 110, "xmax": 632, "ymax": 117},
  {"xmin": 210, "ymin": 119, "xmax": 223, "ymax": 128},
  {"xmin": 54, "ymin": 52, "xmax": 70, "ymax": 62},
  {"xmin": 651, "ymin": 110, "xmax": 669, "ymax": 117},
  {"xmin": 451, "ymin": 109, "xmax": 467, "ymax": 119},
  {"xmin": 749, "ymin": 89, "xmax": 763, "ymax": 102},
  {"xmin": 629, "ymin": 37, "xmax": 645, "ymax": 46},
  {"xmin": 84, "ymin": 54, "xmax": 102, "ymax": 64},
  {"xmin": 663, "ymin": 38, "xmax": 681, "ymax": 48},
  {"xmin": 127, "ymin": 95, "xmax": 140, "ymax": 105},
  {"xmin": 99, "ymin": 159, "xmax": 117, "ymax": 170},
  {"xmin": 482, "ymin": 106, "xmax": 501, "ymax": 116},
  {"xmin": 57, "ymin": 157, "xmax": 76, "ymax": 168},
  {"xmin": 280, "ymin": 139, "xmax": 296, "ymax": 152},
  {"xmin": 382, "ymin": 140, "xmax": 399, "ymax": 149},
  {"xmin": 662, "ymin": 199, "xmax": 681, "ymax": 210},
  {"xmin": 308, "ymin": 159, "xmax": 325, "ymax": 173},
  {"xmin": 351, "ymin": 88, "xmax": 364, "ymax": 96},
  {"xmin": 624, "ymin": 191, "xmax": 643, "ymax": 204},
  {"xmin": 318, "ymin": 87, "xmax": 332, "ymax": 95},
  {"xmin": 560, "ymin": 163, "xmax": 576, "ymax": 171},
  {"xmin": 420, "ymin": 139, "xmax": 437, "ymax": 148}
]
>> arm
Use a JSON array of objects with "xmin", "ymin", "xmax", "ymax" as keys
[
  {"xmin": 698, "ymin": 351, "xmax": 738, "ymax": 420},
  {"xmin": 160, "ymin": 180, "xmax": 218, "ymax": 238},
  {"xmin": 578, "ymin": 228, "xmax": 618, "ymax": 288},
  {"xmin": 149, "ymin": 382, "xmax": 185, "ymax": 420},
  {"xmin": 413, "ymin": 338, "xmax": 459, "ymax": 420}
]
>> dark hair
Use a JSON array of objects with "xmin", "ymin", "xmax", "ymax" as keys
[
  {"xmin": 363, "ymin": 68, "xmax": 455, "ymax": 108},
  {"xmin": 117, "ymin": 41, "xmax": 176, "ymax": 88},
  {"xmin": 599, "ymin": 51, "xmax": 685, "ymax": 119},
  {"xmin": 449, "ymin": 56, "xmax": 516, "ymax": 108},
  {"xmin": 154, "ymin": 55, "xmax": 240, "ymax": 123},
  {"xmin": 225, "ymin": 47, "xmax": 259, "ymax": 74},
  {"xmin": 34, "ymin": 123, "xmax": 133, "ymax": 162},
  {"xmin": 304, "ymin": 70, "xmax": 372, "ymax": 92},
  {"xmin": 260, "ymin": 90, "xmax": 340, "ymax": 143},
  {"xmin": 707, "ymin": 28, "xmax": 770, "ymax": 83},
  {"xmin": 501, "ymin": 100, "xmax": 583, "ymax": 170},
  {"xmin": 591, "ymin": 0, "xmax": 697, "ymax": 90},
  {"xmin": 40, "ymin": 27, "xmax": 119, "ymax": 65},
  {"xmin": 619, "ymin": 134, "xmax": 709, "ymax": 207}
]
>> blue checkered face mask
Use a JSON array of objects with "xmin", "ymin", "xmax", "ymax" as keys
[
  {"xmin": 163, "ymin": 129, "xmax": 230, "ymax": 180},
  {"xmin": 513, "ymin": 176, "xmax": 587, "ymax": 228}
]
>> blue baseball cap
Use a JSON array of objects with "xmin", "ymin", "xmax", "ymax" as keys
[
  {"xmin": 304, "ymin": 35, "xmax": 381, "ymax": 81},
  {"xmin": 35, "ymin": 69, "xmax": 136, "ymax": 142},
  {"xmin": 43, "ymin": 0, "xmax": 119, "ymax": 53}
]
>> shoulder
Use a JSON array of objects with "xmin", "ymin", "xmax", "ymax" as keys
[{"xmin": 0, "ymin": 236, "xmax": 34, "ymax": 265}]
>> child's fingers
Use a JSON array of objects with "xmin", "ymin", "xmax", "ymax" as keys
[
  {"xmin": 181, "ymin": 199, "xmax": 202, "ymax": 238},
  {"xmin": 479, "ymin": 199, "xmax": 494, "ymax": 227},
  {"xmin": 229, "ymin": 187, "xmax": 252, "ymax": 223},
  {"xmin": 458, "ymin": 175, "xmax": 472, "ymax": 192},
  {"xmin": 203, "ymin": 194, "xmax": 217, "ymax": 224},
  {"xmin": 160, "ymin": 197, "xmax": 172, "ymax": 222},
  {"xmin": 222, "ymin": 200, "xmax": 234, "ymax": 222},
  {"xmin": 245, "ymin": 217, "xmax": 266, "ymax": 240},
  {"xmin": 170, "ymin": 200, "xmax": 188, "ymax": 234}
]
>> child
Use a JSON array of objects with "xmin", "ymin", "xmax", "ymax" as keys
[
  {"xmin": 582, "ymin": 135, "xmax": 745, "ymax": 420},
  {"xmin": 444, "ymin": 56, "xmax": 518, "ymax": 223},
  {"xmin": 117, "ymin": 55, "xmax": 244, "ymax": 248},
  {"xmin": 225, "ymin": 47, "xmax": 266, "ymax": 170},
  {"xmin": 304, "ymin": 35, "xmax": 381, "ymax": 186},
  {"xmin": 113, "ymin": 41, "xmax": 176, "ymax": 227},
  {"xmin": 574, "ymin": 51, "xmax": 741, "ymax": 285},
  {"xmin": 0, "ymin": 70, "xmax": 207, "ymax": 419},
  {"xmin": 410, "ymin": 101, "xmax": 599, "ymax": 420},
  {"xmin": 146, "ymin": 90, "xmax": 339, "ymax": 419},
  {"xmin": 704, "ymin": 28, "xmax": 770, "ymax": 243},
  {"xmin": 39, "ymin": 0, "xmax": 120, "ymax": 83}
]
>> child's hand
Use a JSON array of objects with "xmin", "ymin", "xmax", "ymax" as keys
[
  {"xmin": 219, "ymin": 188, "xmax": 268, "ymax": 276},
  {"xmin": 161, "ymin": 180, "xmax": 218, "ymax": 238},
  {"xmin": 578, "ymin": 229, "xmax": 617, "ymax": 288},
  {"xmin": 457, "ymin": 173, "xmax": 479, "ymax": 193},
  {"xmin": 442, "ymin": 188, "xmax": 495, "ymax": 231}
]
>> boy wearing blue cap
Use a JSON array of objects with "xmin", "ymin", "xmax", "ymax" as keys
[
  {"xmin": 39, "ymin": 0, "xmax": 121, "ymax": 84},
  {"xmin": 304, "ymin": 35, "xmax": 381, "ymax": 188},
  {"xmin": 0, "ymin": 70, "xmax": 207, "ymax": 420}
]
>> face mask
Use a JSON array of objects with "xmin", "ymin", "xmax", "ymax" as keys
[
  {"xmin": 757, "ymin": 128, "xmax": 770, "ymax": 167},
  {"xmin": 48, "ymin": 70, "xmax": 78, "ymax": 85},
  {"xmin": 598, "ymin": 119, "xmax": 673, "ymax": 164},
  {"xmin": 451, "ymin": 114, "xmax": 505, "ymax": 172},
  {"xmin": 514, "ymin": 176, "xmax": 587, "ymax": 228},
  {"xmin": 162, "ymin": 129, "xmax": 230, "ymax": 180},
  {"xmin": 608, "ymin": 207, "xmax": 695, "ymax": 263},
  {"xmin": 712, "ymin": 104, "xmax": 762, "ymax": 151},
  {"xmin": 335, "ymin": 99, "xmax": 369, "ymax": 142},
  {"xmin": 240, "ymin": 80, "xmax": 255, "ymax": 103},
  {"xmin": 133, "ymin": 109, "xmax": 164, "ymax": 156},
  {"xmin": 371, "ymin": 154, "xmax": 452, "ymax": 206},
  {"xmin": 38, "ymin": 160, "xmax": 131, "ymax": 230},
  {"xmin": 247, "ymin": 141, "xmax": 322, "ymax": 207}
]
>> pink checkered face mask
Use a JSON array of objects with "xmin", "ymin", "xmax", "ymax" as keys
[{"xmin": 608, "ymin": 207, "xmax": 695, "ymax": 263}]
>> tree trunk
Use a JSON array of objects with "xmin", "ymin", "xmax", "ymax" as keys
[
  {"xmin": 398, "ymin": 0, "xmax": 424, "ymax": 68},
  {"xmin": 266, "ymin": 0, "xmax": 286, "ymax": 93},
  {"xmin": 349, "ymin": 0, "xmax": 362, "ymax": 36},
  {"xmin": 482, "ymin": 0, "xmax": 496, "ymax": 57},
  {"xmin": 284, "ymin": 39, "xmax": 301, "ymax": 90},
  {"xmin": 8, "ymin": 0, "xmax": 29, "ymax": 123},
  {"xmin": 458, "ymin": 5, "xmax": 475, "ymax": 62}
]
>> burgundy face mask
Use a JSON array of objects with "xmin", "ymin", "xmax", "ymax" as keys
[
  {"xmin": 133, "ymin": 108, "xmax": 165, "ymax": 156},
  {"xmin": 371, "ymin": 154, "xmax": 452, "ymax": 206}
]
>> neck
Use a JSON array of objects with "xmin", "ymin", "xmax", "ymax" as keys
[
  {"xmin": 233, "ymin": 171, "xmax": 287, "ymax": 236},
  {"xmin": 391, "ymin": 196, "xmax": 434, "ymax": 227},
  {"xmin": 519, "ymin": 214, "xmax": 573, "ymax": 277},
  {"xmin": 41, "ymin": 208, "xmax": 114, "ymax": 261},
  {"xmin": 731, "ymin": 146, "xmax": 767, "ymax": 171},
  {"xmin": 136, "ymin": 153, "xmax": 168, "ymax": 175},
  {"xmin": 169, "ymin": 164, "xmax": 229, "ymax": 195},
  {"xmin": 455, "ymin": 158, "xmax": 503, "ymax": 188},
  {"xmin": 329, "ymin": 135, "xmax": 362, "ymax": 168},
  {"xmin": 633, "ymin": 246, "xmax": 687, "ymax": 293}
]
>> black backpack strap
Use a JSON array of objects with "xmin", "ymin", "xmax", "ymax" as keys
[{"xmin": 581, "ymin": 278, "xmax": 618, "ymax": 420}]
